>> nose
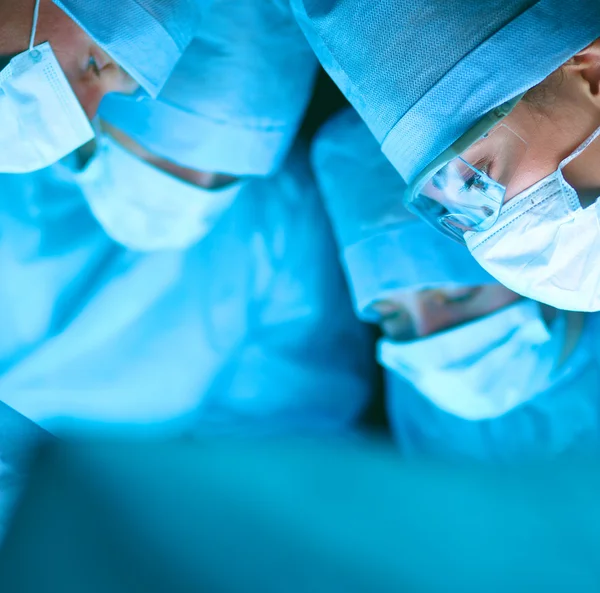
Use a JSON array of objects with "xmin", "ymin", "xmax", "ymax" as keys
[
  {"xmin": 72, "ymin": 62, "xmax": 138, "ymax": 120},
  {"xmin": 403, "ymin": 294, "xmax": 453, "ymax": 338}
]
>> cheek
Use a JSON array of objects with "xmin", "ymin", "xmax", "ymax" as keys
[
  {"xmin": 503, "ymin": 157, "xmax": 559, "ymax": 201},
  {"xmin": 477, "ymin": 286, "xmax": 521, "ymax": 314},
  {"xmin": 415, "ymin": 302, "xmax": 459, "ymax": 336},
  {"xmin": 501, "ymin": 107, "xmax": 565, "ymax": 201},
  {"xmin": 53, "ymin": 51, "xmax": 85, "ymax": 86},
  {"xmin": 52, "ymin": 49, "xmax": 106, "ymax": 119},
  {"xmin": 39, "ymin": 2, "xmax": 93, "ymax": 71}
]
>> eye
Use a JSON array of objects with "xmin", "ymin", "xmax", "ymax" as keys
[
  {"xmin": 460, "ymin": 160, "xmax": 493, "ymax": 193},
  {"xmin": 440, "ymin": 287, "xmax": 482, "ymax": 305},
  {"xmin": 380, "ymin": 309, "xmax": 416, "ymax": 341},
  {"xmin": 379, "ymin": 306, "xmax": 411, "ymax": 327},
  {"xmin": 462, "ymin": 170, "xmax": 489, "ymax": 192},
  {"xmin": 461, "ymin": 172, "xmax": 481, "ymax": 191},
  {"xmin": 88, "ymin": 55, "xmax": 101, "ymax": 77}
]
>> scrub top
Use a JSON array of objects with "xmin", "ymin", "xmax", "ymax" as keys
[
  {"xmin": 0, "ymin": 145, "xmax": 374, "ymax": 436},
  {"xmin": 311, "ymin": 107, "xmax": 600, "ymax": 463},
  {"xmin": 387, "ymin": 312, "xmax": 600, "ymax": 463}
]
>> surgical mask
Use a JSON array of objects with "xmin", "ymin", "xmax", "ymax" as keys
[
  {"xmin": 466, "ymin": 126, "xmax": 600, "ymax": 312},
  {"xmin": 0, "ymin": 0, "xmax": 94, "ymax": 173},
  {"xmin": 76, "ymin": 134, "xmax": 244, "ymax": 252},
  {"xmin": 378, "ymin": 300, "xmax": 565, "ymax": 420}
]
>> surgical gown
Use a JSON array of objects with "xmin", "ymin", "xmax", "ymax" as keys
[
  {"xmin": 0, "ymin": 144, "xmax": 373, "ymax": 436},
  {"xmin": 312, "ymin": 107, "xmax": 600, "ymax": 462},
  {"xmin": 387, "ymin": 313, "xmax": 600, "ymax": 463}
]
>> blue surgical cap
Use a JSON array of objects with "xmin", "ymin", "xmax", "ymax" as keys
[
  {"xmin": 51, "ymin": 0, "xmax": 202, "ymax": 98},
  {"xmin": 312, "ymin": 108, "xmax": 495, "ymax": 320},
  {"xmin": 99, "ymin": 0, "xmax": 319, "ymax": 177},
  {"xmin": 294, "ymin": 0, "xmax": 600, "ymax": 183}
]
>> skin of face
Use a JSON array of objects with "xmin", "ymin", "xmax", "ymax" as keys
[
  {"xmin": 375, "ymin": 286, "xmax": 586, "ymax": 377},
  {"xmin": 373, "ymin": 285, "xmax": 522, "ymax": 341},
  {"xmin": 479, "ymin": 39, "xmax": 600, "ymax": 203},
  {"xmin": 101, "ymin": 121, "xmax": 240, "ymax": 190},
  {"xmin": 0, "ymin": 0, "xmax": 137, "ymax": 119}
]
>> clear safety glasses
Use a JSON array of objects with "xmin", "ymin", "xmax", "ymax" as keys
[{"xmin": 404, "ymin": 98, "xmax": 527, "ymax": 243}]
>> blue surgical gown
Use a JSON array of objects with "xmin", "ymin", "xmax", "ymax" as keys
[
  {"xmin": 311, "ymin": 107, "xmax": 600, "ymax": 462},
  {"xmin": 0, "ymin": 145, "xmax": 374, "ymax": 436},
  {"xmin": 387, "ymin": 313, "xmax": 600, "ymax": 463}
]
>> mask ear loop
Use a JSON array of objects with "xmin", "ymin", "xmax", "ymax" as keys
[
  {"xmin": 29, "ymin": 0, "xmax": 41, "ymax": 55},
  {"xmin": 557, "ymin": 125, "xmax": 600, "ymax": 210},
  {"xmin": 559, "ymin": 125, "xmax": 600, "ymax": 170}
]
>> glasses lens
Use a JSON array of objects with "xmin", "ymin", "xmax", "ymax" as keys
[{"xmin": 409, "ymin": 124, "xmax": 527, "ymax": 240}]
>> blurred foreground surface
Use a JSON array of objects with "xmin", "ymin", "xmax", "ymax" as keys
[
  {"xmin": 0, "ymin": 437, "xmax": 599, "ymax": 593},
  {"xmin": 0, "ymin": 402, "xmax": 51, "ymax": 542}
]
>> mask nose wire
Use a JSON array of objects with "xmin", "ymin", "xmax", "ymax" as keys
[{"xmin": 29, "ymin": 0, "xmax": 41, "ymax": 52}]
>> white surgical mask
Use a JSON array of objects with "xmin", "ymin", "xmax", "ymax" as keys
[
  {"xmin": 378, "ymin": 300, "xmax": 566, "ymax": 420},
  {"xmin": 76, "ymin": 134, "xmax": 244, "ymax": 251},
  {"xmin": 465, "ymin": 126, "xmax": 600, "ymax": 312},
  {"xmin": 0, "ymin": 0, "xmax": 94, "ymax": 173}
]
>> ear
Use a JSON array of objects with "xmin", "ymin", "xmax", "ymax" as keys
[{"xmin": 565, "ymin": 38, "xmax": 600, "ymax": 97}]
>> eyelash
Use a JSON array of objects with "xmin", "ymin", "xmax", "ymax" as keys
[
  {"xmin": 442, "ymin": 287, "xmax": 482, "ymax": 305},
  {"xmin": 381, "ymin": 308, "xmax": 411, "ymax": 324},
  {"xmin": 461, "ymin": 161, "xmax": 492, "ymax": 193},
  {"xmin": 88, "ymin": 55, "xmax": 101, "ymax": 77}
]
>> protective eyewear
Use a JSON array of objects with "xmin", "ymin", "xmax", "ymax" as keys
[{"xmin": 404, "ymin": 97, "xmax": 527, "ymax": 244}]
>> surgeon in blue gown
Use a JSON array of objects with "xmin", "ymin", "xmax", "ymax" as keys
[
  {"xmin": 291, "ymin": 0, "xmax": 600, "ymax": 314},
  {"xmin": 0, "ymin": 1, "xmax": 373, "ymax": 437},
  {"xmin": 312, "ymin": 108, "xmax": 600, "ymax": 463},
  {"xmin": 0, "ymin": 0, "xmax": 204, "ymax": 176}
]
